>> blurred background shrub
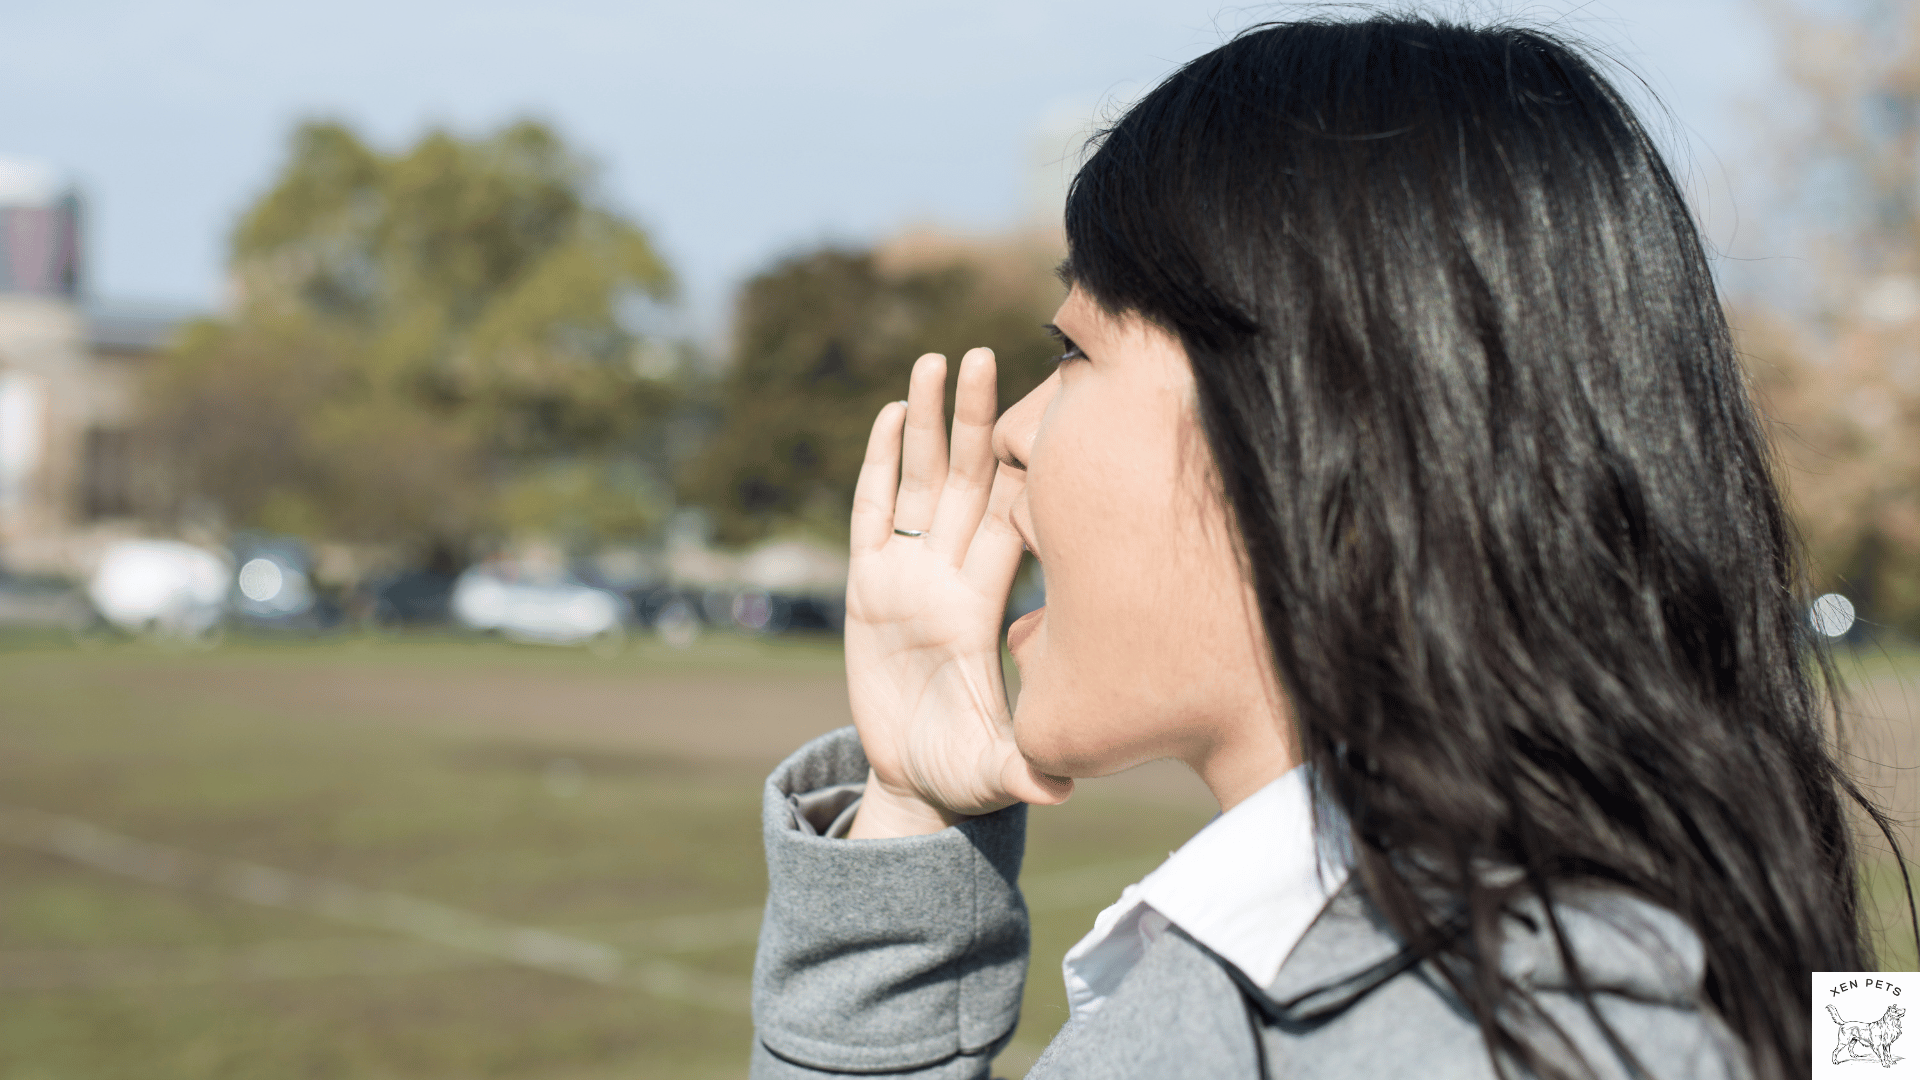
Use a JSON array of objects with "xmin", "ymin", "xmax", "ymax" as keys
[{"xmin": 684, "ymin": 232, "xmax": 1063, "ymax": 546}]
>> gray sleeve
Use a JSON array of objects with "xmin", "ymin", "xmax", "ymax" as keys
[{"xmin": 751, "ymin": 726, "xmax": 1029, "ymax": 1079}]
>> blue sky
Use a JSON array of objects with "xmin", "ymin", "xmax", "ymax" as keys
[{"xmin": 0, "ymin": 1, "xmax": 1782, "ymax": 337}]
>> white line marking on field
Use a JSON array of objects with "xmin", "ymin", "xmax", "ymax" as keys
[
  {"xmin": 0, "ymin": 806, "xmax": 749, "ymax": 1011},
  {"xmin": 0, "ymin": 805, "xmax": 1161, "ymax": 1009},
  {"xmin": 592, "ymin": 907, "xmax": 767, "ymax": 953},
  {"xmin": 0, "ymin": 938, "xmax": 493, "ymax": 990}
]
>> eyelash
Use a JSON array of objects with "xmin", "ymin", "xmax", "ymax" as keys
[{"xmin": 1043, "ymin": 324, "xmax": 1086, "ymax": 366}]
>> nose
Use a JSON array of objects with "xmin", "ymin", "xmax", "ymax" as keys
[{"xmin": 992, "ymin": 370, "xmax": 1058, "ymax": 472}]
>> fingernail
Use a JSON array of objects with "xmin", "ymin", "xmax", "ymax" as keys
[{"xmin": 897, "ymin": 400, "xmax": 909, "ymax": 406}]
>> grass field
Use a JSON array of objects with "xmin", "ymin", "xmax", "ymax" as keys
[
  {"xmin": 0, "ymin": 631, "xmax": 1214, "ymax": 1079},
  {"xmin": 0, "ymin": 630, "xmax": 1913, "ymax": 1079}
]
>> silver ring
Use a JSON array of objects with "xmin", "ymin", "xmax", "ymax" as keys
[{"xmin": 893, "ymin": 528, "xmax": 929, "ymax": 538}]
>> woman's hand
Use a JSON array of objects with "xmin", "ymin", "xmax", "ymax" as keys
[{"xmin": 843, "ymin": 348, "xmax": 1074, "ymax": 838}]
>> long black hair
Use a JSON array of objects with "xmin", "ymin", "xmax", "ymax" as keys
[{"xmin": 1065, "ymin": 16, "xmax": 1905, "ymax": 1079}]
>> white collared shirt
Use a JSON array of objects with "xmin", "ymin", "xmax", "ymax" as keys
[{"xmin": 1060, "ymin": 765, "xmax": 1350, "ymax": 1021}]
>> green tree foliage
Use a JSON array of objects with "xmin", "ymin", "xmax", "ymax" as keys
[
  {"xmin": 142, "ymin": 119, "xmax": 678, "ymax": 556},
  {"xmin": 686, "ymin": 235, "xmax": 1066, "ymax": 545}
]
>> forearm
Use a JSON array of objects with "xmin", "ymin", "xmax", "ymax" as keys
[{"xmin": 752, "ymin": 727, "xmax": 1030, "ymax": 1079}]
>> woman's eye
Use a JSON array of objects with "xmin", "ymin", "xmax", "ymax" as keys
[{"xmin": 1043, "ymin": 324, "xmax": 1086, "ymax": 366}]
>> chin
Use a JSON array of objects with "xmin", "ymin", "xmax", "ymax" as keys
[{"xmin": 1011, "ymin": 691, "xmax": 1155, "ymax": 780}]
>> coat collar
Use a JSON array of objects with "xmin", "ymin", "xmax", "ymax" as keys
[
  {"xmin": 1228, "ymin": 876, "xmax": 1710, "ymax": 1026},
  {"xmin": 1061, "ymin": 765, "xmax": 1349, "ymax": 1021}
]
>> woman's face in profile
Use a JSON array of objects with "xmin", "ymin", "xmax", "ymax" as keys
[{"xmin": 992, "ymin": 288, "xmax": 1294, "ymax": 806}]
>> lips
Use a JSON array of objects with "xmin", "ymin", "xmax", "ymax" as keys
[{"xmin": 1006, "ymin": 605, "xmax": 1045, "ymax": 652}]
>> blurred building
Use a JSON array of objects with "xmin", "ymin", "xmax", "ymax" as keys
[{"xmin": 0, "ymin": 157, "xmax": 191, "ymax": 578}]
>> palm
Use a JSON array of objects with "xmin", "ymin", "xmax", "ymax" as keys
[
  {"xmin": 846, "ymin": 521, "xmax": 1015, "ymax": 812},
  {"xmin": 843, "ymin": 348, "xmax": 1069, "ymax": 822}
]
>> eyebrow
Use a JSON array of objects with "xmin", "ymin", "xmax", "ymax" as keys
[{"xmin": 1054, "ymin": 259, "xmax": 1075, "ymax": 288}]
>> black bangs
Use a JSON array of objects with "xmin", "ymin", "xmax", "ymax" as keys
[
  {"xmin": 1063, "ymin": 15, "xmax": 1899, "ymax": 1080},
  {"xmin": 1065, "ymin": 42, "xmax": 1262, "ymax": 351}
]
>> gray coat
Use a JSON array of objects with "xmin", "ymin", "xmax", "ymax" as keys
[{"xmin": 751, "ymin": 727, "xmax": 1749, "ymax": 1079}]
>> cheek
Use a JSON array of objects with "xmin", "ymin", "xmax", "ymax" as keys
[
  {"xmin": 1007, "ymin": 356, "xmax": 1271, "ymax": 777},
  {"xmin": 1013, "ymin": 449, "xmax": 1267, "ymax": 768},
  {"xmin": 1010, "ymin": 458, "xmax": 1245, "ymax": 776},
  {"xmin": 1011, "ymin": 618, "xmax": 1186, "ymax": 777}
]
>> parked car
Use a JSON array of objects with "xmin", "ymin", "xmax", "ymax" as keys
[
  {"xmin": 625, "ymin": 584, "xmax": 845, "ymax": 641},
  {"xmin": 228, "ymin": 534, "xmax": 339, "ymax": 632},
  {"xmin": 618, "ymin": 586, "xmax": 696, "ymax": 647},
  {"xmin": 356, "ymin": 569, "xmax": 461, "ymax": 629},
  {"xmin": 450, "ymin": 564, "xmax": 628, "ymax": 651},
  {"xmin": 0, "ymin": 570, "xmax": 89, "ymax": 632},
  {"xmin": 781, "ymin": 592, "xmax": 846, "ymax": 634},
  {"xmin": 87, "ymin": 539, "xmax": 230, "ymax": 640},
  {"xmin": 728, "ymin": 589, "xmax": 847, "ymax": 635}
]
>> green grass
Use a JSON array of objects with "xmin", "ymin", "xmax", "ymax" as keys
[
  {"xmin": 1860, "ymin": 859, "xmax": 1920, "ymax": 972},
  {"xmin": 0, "ymin": 633, "xmax": 1210, "ymax": 1079},
  {"xmin": 1, "ymin": 630, "xmax": 1912, "ymax": 1079},
  {"xmin": 0, "ymin": 635, "xmax": 791, "ymax": 1079},
  {"xmin": 1834, "ymin": 637, "xmax": 1920, "ymax": 972}
]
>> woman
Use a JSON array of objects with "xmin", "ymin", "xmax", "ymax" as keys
[{"xmin": 751, "ymin": 16, "xmax": 1903, "ymax": 1080}]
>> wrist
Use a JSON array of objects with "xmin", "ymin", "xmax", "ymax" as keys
[{"xmin": 847, "ymin": 768, "xmax": 970, "ymax": 838}]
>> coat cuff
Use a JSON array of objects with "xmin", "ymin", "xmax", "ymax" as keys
[{"xmin": 753, "ymin": 726, "xmax": 1028, "ymax": 1075}]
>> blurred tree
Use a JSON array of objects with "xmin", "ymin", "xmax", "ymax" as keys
[
  {"xmin": 141, "ymin": 119, "xmax": 679, "ymax": 558},
  {"xmin": 1735, "ymin": 2, "xmax": 1920, "ymax": 638},
  {"xmin": 684, "ymin": 230, "xmax": 1066, "ymax": 545},
  {"xmin": 1740, "ymin": 1, "xmax": 1920, "ymax": 636},
  {"xmin": 1740, "ymin": 303, "xmax": 1920, "ymax": 635}
]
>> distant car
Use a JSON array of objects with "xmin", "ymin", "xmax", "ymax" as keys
[
  {"xmin": 625, "ymin": 585, "xmax": 688, "ymax": 628},
  {"xmin": 782, "ymin": 593, "xmax": 846, "ymax": 634},
  {"xmin": 0, "ymin": 571, "xmax": 90, "ymax": 632},
  {"xmin": 228, "ymin": 535, "xmax": 338, "ymax": 632},
  {"xmin": 730, "ymin": 589, "xmax": 847, "ymax": 635},
  {"xmin": 621, "ymin": 586, "xmax": 703, "ymax": 647},
  {"xmin": 357, "ymin": 569, "xmax": 460, "ymax": 628},
  {"xmin": 626, "ymin": 585, "xmax": 843, "ymax": 640},
  {"xmin": 87, "ymin": 539, "xmax": 230, "ymax": 639},
  {"xmin": 450, "ymin": 565, "xmax": 628, "ymax": 649}
]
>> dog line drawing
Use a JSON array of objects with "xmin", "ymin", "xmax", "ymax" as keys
[{"xmin": 1829, "ymin": 1002, "xmax": 1906, "ymax": 1068}]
